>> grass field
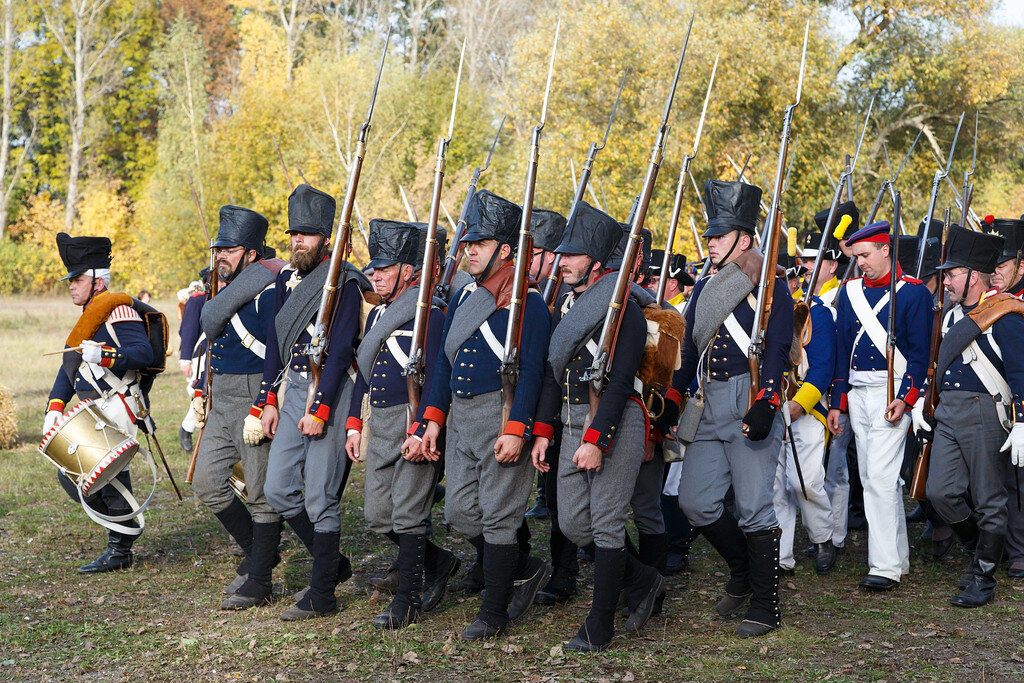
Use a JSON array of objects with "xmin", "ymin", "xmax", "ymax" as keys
[{"xmin": 2, "ymin": 294, "xmax": 1024, "ymax": 681}]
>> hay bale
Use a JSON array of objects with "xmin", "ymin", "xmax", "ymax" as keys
[{"xmin": 0, "ymin": 385, "xmax": 18, "ymax": 449}]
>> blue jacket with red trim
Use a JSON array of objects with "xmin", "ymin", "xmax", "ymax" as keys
[{"xmin": 178, "ymin": 293, "xmax": 205, "ymax": 363}]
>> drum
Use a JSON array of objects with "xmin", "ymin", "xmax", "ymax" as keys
[
  {"xmin": 229, "ymin": 461, "xmax": 246, "ymax": 499},
  {"xmin": 38, "ymin": 400, "xmax": 139, "ymax": 496}
]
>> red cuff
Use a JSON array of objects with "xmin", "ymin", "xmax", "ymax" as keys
[
  {"xmin": 423, "ymin": 406, "xmax": 446, "ymax": 426},
  {"xmin": 503, "ymin": 421, "xmax": 527, "ymax": 438},
  {"xmin": 756, "ymin": 389, "xmax": 780, "ymax": 408},
  {"xmin": 193, "ymin": 389, "xmax": 204, "ymax": 399},
  {"xmin": 311, "ymin": 403, "xmax": 331, "ymax": 421},
  {"xmin": 99, "ymin": 345, "xmax": 116, "ymax": 368},
  {"xmin": 839, "ymin": 393, "xmax": 848, "ymax": 412},
  {"xmin": 266, "ymin": 391, "xmax": 278, "ymax": 408},
  {"xmin": 533, "ymin": 422, "xmax": 555, "ymax": 440},
  {"xmin": 346, "ymin": 416, "xmax": 363, "ymax": 431},
  {"xmin": 649, "ymin": 429, "xmax": 663, "ymax": 443},
  {"xmin": 665, "ymin": 388, "xmax": 683, "ymax": 406},
  {"xmin": 47, "ymin": 399, "xmax": 65, "ymax": 413},
  {"xmin": 248, "ymin": 405, "xmax": 263, "ymax": 418},
  {"xmin": 407, "ymin": 421, "xmax": 421, "ymax": 436},
  {"xmin": 902, "ymin": 386, "xmax": 920, "ymax": 407},
  {"xmin": 583, "ymin": 428, "xmax": 607, "ymax": 451}
]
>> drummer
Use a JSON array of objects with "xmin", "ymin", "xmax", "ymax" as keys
[{"xmin": 43, "ymin": 233, "xmax": 154, "ymax": 574}]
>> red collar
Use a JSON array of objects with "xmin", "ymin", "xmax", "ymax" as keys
[{"xmin": 864, "ymin": 265, "xmax": 903, "ymax": 288}]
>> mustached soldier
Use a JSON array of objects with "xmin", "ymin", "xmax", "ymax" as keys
[
  {"xmin": 671, "ymin": 180, "xmax": 793, "ymax": 638},
  {"xmin": 187, "ymin": 206, "xmax": 287, "ymax": 609},
  {"xmin": 403, "ymin": 189, "xmax": 551, "ymax": 641},
  {"xmin": 253, "ymin": 184, "xmax": 369, "ymax": 620},
  {"xmin": 531, "ymin": 202, "xmax": 665, "ymax": 652},
  {"xmin": 343, "ymin": 219, "xmax": 458, "ymax": 629},
  {"xmin": 827, "ymin": 222, "xmax": 932, "ymax": 592},
  {"xmin": 915, "ymin": 226, "xmax": 1024, "ymax": 607},
  {"xmin": 46, "ymin": 233, "xmax": 154, "ymax": 573}
]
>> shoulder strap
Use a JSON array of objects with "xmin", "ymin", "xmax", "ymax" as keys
[{"xmin": 847, "ymin": 280, "xmax": 907, "ymax": 376}]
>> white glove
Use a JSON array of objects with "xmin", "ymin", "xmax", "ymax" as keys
[
  {"xmin": 243, "ymin": 414, "xmax": 264, "ymax": 446},
  {"xmin": 43, "ymin": 410, "xmax": 62, "ymax": 434},
  {"xmin": 81, "ymin": 340, "xmax": 103, "ymax": 364},
  {"xmin": 191, "ymin": 395, "xmax": 207, "ymax": 429},
  {"xmin": 911, "ymin": 402, "xmax": 931, "ymax": 439},
  {"xmin": 1001, "ymin": 423, "xmax": 1024, "ymax": 467}
]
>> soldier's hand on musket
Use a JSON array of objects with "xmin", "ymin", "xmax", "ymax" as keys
[
  {"xmin": 742, "ymin": 398, "xmax": 777, "ymax": 441},
  {"xmin": 787, "ymin": 400, "xmax": 804, "ymax": 425},
  {"xmin": 422, "ymin": 421, "xmax": 442, "ymax": 460},
  {"xmin": 531, "ymin": 437, "xmax": 551, "ymax": 472},
  {"xmin": 345, "ymin": 431, "xmax": 362, "ymax": 462},
  {"xmin": 642, "ymin": 438, "xmax": 655, "ymax": 463},
  {"xmin": 298, "ymin": 414, "xmax": 324, "ymax": 437},
  {"xmin": 911, "ymin": 402, "xmax": 935, "ymax": 442},
  {"xmin": 573, "ymin": 442, "xmax": 603, "ymax": 472},
  {"xmin": 884, "ymin": 399, "xmax": 906, "ymax": 426},
  {"xmin": 261, "ymin": 404, "xmax": 279, "ymax": 438},
  {"xmin": 191, "ymin": 394, "xmax": 207, "ymax": 428},
  {"xmin": 827, "ymin": 409, "xmax": 844, "ymax": 436},
  {"xmin": 493, "ymin": 434, "xmax": 524, "ymax": 464}
]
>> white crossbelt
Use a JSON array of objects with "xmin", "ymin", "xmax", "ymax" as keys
[
  {"xmin": 384, "ymin": 330, "xmax": 413, "ymax": 368},
  {"xmin": 479, "ymin": 320, "xmax": 506, "ymax": 360},
  {"xmin": 847, "ymin": 279, "xmax": 907, "ymax": 376},
  {"xmin": 229, "ymin": 313, "xmax": 267, "ymax": 358},
  {"xmin": 722, "ymin": 294, "xmax": 757, "ymax": 358},
  {"xmin": 946, "ymin": 309, "xmax": 1012, "ymax": 430}
]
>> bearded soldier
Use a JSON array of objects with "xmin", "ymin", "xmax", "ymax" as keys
[
  {"xmin": 915, "ymin": 226, "xmax": 1024, "ymax": 607},
  {"xmin": 671, "ymin": 180, "xmax": 793, "ymax": 638},
  {"xmin": 45, "ymin": 233, "xmax": 154, "ymax": 573},
  {"xmin": 253, "ymin": 183, "xmax": 369, "ymax": 621},
  {"xmin": 403, "ymin": 189, "xmax": 551, "ymax": 641},
  {"xmin": 827, "ymin": 221, "xmax": 932, "ymax": 592},
  {"xmin": 531, "ymin": 202, "xmax": 665, "ymax": 652},
  {"xmin": 186, "ymin": 206, "xmax": 286, "ymax": 609},
  {"xmin": 343, "ymin": 219, "xmax": 458, "ymax": 629}
]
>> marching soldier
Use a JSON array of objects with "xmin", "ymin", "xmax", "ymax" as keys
[
  {"xmin": 188, "ymin": 205, "xmax": 286, "ymax": 609},
  {"xmin": 403, "ymin": 189, "xmax": 551, "ymax": 641},
  {"xmin": 648, "ymin": 250, "xmax": 695, "ymax": 311},
  {"xmin": 671, "ymin": 179, "xmax": 793, "ymax": 638},
  {"xmin": 531, "ymin": 202, "xmax": 665, "ymax": 651},
  {"xmin": 177, "ymin": 277, "xmax": 206, "ymax": 452},
  {"xmin": 915, "ymin": 225, "xmax": 1024, "ymax": 607},
  {"xmin": 343, "ymin": 219, "xmax": 458, "ymax": 629},
  {"xmin": 253, "ymin": 184, "xmax": 367, "ymax": 621},
  {"xmin": 798, "ymin": 203, "xmax": 858, "ymax": 307},
  {"xmin": 45, "ymin": 233, "xmax": 154, "ymax": 573},
  {"xmin": 827, "ymin": 221, "xmax": 932, "ymax": 591}
]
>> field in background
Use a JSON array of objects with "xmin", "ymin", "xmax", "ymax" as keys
[{"xmin": 2, "ymin": 294, "xmax": 1024, "ymax": 680}]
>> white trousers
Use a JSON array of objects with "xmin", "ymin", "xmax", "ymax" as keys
[
  {"xmin": 773, "ymin": 413, "xmax": 835, "ymax": 569},
  {"xmin": 848, "ymin": 385, "xmax": 910, "ymax": 581}
]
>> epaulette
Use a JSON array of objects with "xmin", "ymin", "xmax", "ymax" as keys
[
  {"xmin": 899, "ymin": 274, "xmax": 923, "ymax": 285},
  {"xmin": 108, "ymin": 304, "xmax": 143, "ymax": 324}
]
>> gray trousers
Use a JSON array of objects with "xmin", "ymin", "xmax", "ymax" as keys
[
  {"xmin": 1004, "ymin": 461, "xmax": 1024, "ymax": 564},
  {"xmin": 678, "ymin": 374, "xmax": 783, "ymax": 532},
  {"xmin": 265, "ymin": 370, "xmax": 353, "ymax": 533},
  {"xmin": 193, "ymin": 373, "xmax": 278, "ymax": 523},
  {"xmin": 559, "ymin": 400, "xmax": 646, "ymax": 550},
  {"xmin": 824, "ymin": 413, "xmax": 852, "ymax": 547},
  {"xmin": 364, "ymin": 403, "xmax": 440, "ymax": 535},
  {"xmin": 927, "ymin": 391, "xmax": 1010, "ymax": 535},
  {"xmin": 630, "ymin": 450, "xmax": 666, "ymax": 535},
  {"xmin": 445, "ymin": 390, "xmax": 534, "ymax": 544}
]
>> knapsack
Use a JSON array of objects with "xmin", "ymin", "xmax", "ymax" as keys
[{"xmin": 130, "ymin": 298, "xmax": 169, "ymax": 398}]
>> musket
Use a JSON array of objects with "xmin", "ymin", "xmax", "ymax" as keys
[
  {"xmin": 541, "ymin": 67, "xmax": 629, "ymax": 308},
  {"xmin": 352, "ymin": 199, "xmax": 370, "ymax": 249},
  {"xmin": 688, "ymin": 170, "xmax": 708, "ymax": 222},
  {"xmin": 399, "ymin": 183, "xmax": 419, "ymax": 221},
  {"xmin": 910, "ymin": 207, "xmax": 952, "ymax": 500},
  {"xmin": 185, "ymin": 170, "xmax": 217, "ymax": 485},
  {"xmin": 885, "ymin": 189, "xmax": 902, "ymax": 421},
  {"xmin": 440, "ymin": 201, "xmax": 457, "ymax": 232},
  {"xmin": 585, "ymin": 12, "xmax": 694, "ymax": 423},
  {"xmin": 655, "ymin": 53, "xmax": 719, "ymax": 305},
  {"xmin": 747, "ymin": 20, "xmax": 809, "ymax": 411},
  {"xmin": 915, "ymin": 112, "xmax": 965, "ymax": 278},
  {"xmin": 499, "ymin": 19, "xmax": 560, "ymax": 430},
  {"xmin": 930, "ymin": 149, "xmax": 982, "ymax": 230},
  {"xmin": 437, "ymin": 115, "xmax": 505, "ymax": 300},
  {"xmin": 304, "ymin": 27, "xmax": 391, "ymax": 410},
  {"xmin": 689, "ymin": 216, "xmax": 705, "ymax": 259},
  {"xmin": 272, "ymin": 134, "xmax": 294, "ymax": 190},
  {"xmin": 802, "ymin": 95, "xmax": 873, "ymax": 302},
  {"xmin": 226, "ymin": 186, "xmax": 235, "ymax": 205},
  {"xmin": 403, "ymin": 37, "xmax": 467, "ymax": 429},
  {"xmin": 960, "ymin": 111, "xmax": 979, "ymax": 229}
]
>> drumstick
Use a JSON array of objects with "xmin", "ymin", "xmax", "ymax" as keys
[
  {"xmin": 42, "ymin": 346, "xmax": 85, "ymax": 356},
  {"xmin": 147, "ymin": 433, "xmax": 184, "ymax": 501}
]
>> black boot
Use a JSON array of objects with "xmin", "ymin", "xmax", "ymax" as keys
[
  {"xmin": 536, "ymin": 527, "xmax": 578, "ymax": 605},
  {"xmin": 813, "ymin": 540, "xmax": 837, "ymax": 575},
  {"xmin": 374, "ymin": 533, "xmax": 425, "ymax": 629},
  {"xmin": 284, "ymin": 509, "xmax": 316, "ymax": 554},
  {"xmin": 565, "ymin": 547, "xmax": 626, "ymax": 652},
  {"xmin": 698, "ymin": 513, "xmax": 751, "ymax": 617},
  {"xmin": 638, "ymin": 533, "xmax": 668, "ymax": 615},
  {"xmin": 950, "ymin": 531, "xmax": 1003, "ymax": 608},
  {"xmin": 421, "ymin": 539, "xmax": 460, "ymax": 612},
  {"xmin": 222, "ymin": 521, "xmax": 281, "ymax": 609},
  {"xmin": 214, "ymin": 498, "xmax": 254, "ymax": 592},
  {"xmin": 526, "ymin": 476, "xmax": 549, "ymax": 519},
  {"xmin": 454, "ymin": 535, "xmax": 485, "ymax": 594},
  {"xmin": 78, "ymin": 527, "xmax": 136, "ymax": 574},
  {"xmin": 949, "ymin": 516, "xmax": 980, "ymax": 590},
  {"xmin": 509, "ymin": 521, "xmax": 549, "ymax": 622},
  {"xmin": 461, "ymin": 542, "xmax": 518, "ymax": 640},
  {"xmin": 737, "ymin": 528, "xmax": 782, "ymax": 638},
  {"xmin": 281, "ymin": 531, "xmax": 340, "ymax": 620},
  {"xmin": 621, "ymin": 551, "xmax": 665, "ymax": 633}
]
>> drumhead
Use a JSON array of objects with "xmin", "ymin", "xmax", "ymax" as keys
[{"xmin": 82, "ymin": 438, "xmax": 139, "ymax": 495}]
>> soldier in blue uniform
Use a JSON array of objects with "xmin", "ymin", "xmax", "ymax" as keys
[
  {"xmin": 252, "ymin": 184, "xmax": 368, "ymax": 621},
  {"xmin": 343, "ymin": 219, "xmax": 458, "ymax": 629},
  {"xmin": 45, "ymin": 233, "xmax": 154, "ymax": 573},
  {"xmin": 531, "ymin": 202, "xmax": 665, "ymax": 652},
  {"xmin": 177, "ymin": 278, "xmax": 206, "ymax": 452},
  {"xmin": 187, "ymin": 205, "xmax": 286, "ymax": 610},
  {"xmin": 827, "ymin": 221, "xmax": 932, "ymax": 591},
  {"xmin": 403, "ymin": 189, "xmax": 552, "ymax": 641},
  {"xmin": 915, "ymin": 226, "xmax": 1024, "ymax": 607},
  {"xmin": 671, "ymin": 179, "xmax": 793, "ymax": 638}
]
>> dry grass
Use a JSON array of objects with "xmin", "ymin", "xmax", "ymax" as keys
[{"xmin": 2, "ymin": 294, "xmax": 1024, "ymax": 681}]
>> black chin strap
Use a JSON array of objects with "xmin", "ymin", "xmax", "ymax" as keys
[
  {"xmin": 956, "ymin": 268, "xmax": 974, "ymax": 307},
  {"xmin": 476, "ymin": 246, "xmax": 504, "ymax": 285},
  {"xmin": 382, "ymin": 267, "xmax": 411, "ymax": 304},
  {"xmin": 568, "ymin": 258, "xmax": 595, "ymax": 289},
  {"xmin": 713, "ymin": 232, "xmax": 742, "ymax": 269}
]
